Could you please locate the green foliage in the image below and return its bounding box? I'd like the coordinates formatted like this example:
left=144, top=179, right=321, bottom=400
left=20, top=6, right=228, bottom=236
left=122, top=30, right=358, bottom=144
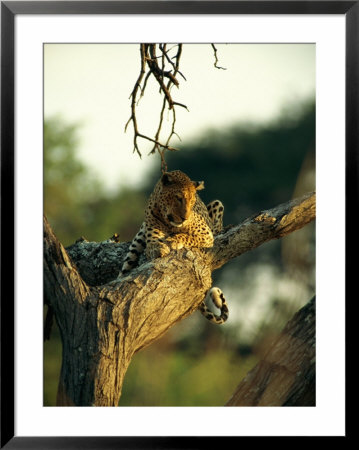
left=44, top=118, right=102, bottom=245
left=44, top=117, right=146, bottom=246
left=120, top=343, right=257, bottom=406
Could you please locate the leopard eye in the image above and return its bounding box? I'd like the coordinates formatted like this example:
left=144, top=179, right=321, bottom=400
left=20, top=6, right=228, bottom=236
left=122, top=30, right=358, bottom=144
left=176, top=195, right=183, bottom=203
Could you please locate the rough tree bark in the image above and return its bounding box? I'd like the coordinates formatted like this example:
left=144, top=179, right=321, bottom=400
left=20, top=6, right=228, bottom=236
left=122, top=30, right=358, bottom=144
left=43, top=192, right=315, bottom=406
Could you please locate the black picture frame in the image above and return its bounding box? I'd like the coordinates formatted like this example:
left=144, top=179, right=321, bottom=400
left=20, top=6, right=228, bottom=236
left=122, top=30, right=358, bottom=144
left=1, top=1, right=354, bottom=447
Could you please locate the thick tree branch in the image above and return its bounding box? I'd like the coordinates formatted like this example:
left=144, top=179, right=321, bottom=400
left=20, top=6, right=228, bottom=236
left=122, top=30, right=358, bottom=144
left=209, top=191, right=315, bottom=269
left=44, top=191, right=315, bottom=406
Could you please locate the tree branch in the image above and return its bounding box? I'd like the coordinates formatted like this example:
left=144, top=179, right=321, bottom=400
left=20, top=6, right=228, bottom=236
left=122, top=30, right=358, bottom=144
left=209, top=191, right=316, bottom=269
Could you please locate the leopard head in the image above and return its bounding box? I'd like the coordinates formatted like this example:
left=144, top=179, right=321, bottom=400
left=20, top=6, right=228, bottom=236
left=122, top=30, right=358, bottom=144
left=159, top=171, right=204, bottom=227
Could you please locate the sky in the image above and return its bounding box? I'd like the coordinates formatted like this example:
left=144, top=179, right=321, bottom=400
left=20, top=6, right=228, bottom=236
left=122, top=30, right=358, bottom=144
left=44, top=43, right=315, bottom=191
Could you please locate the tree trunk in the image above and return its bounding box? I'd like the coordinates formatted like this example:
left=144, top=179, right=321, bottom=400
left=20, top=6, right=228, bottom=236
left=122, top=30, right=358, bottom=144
left=43, top=192, right=315, bottom=406
left=226, top=296, right=315, bottom=406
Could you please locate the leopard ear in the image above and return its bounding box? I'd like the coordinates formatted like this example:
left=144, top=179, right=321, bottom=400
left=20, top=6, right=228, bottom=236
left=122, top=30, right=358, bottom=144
left=161, top=173, right=173, bottom=186
left=193, top=180, right=205, bottom=191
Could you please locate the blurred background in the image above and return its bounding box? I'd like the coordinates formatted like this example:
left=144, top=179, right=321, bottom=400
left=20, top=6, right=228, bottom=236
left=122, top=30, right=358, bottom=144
left=44, top=43, right=315, bottom=406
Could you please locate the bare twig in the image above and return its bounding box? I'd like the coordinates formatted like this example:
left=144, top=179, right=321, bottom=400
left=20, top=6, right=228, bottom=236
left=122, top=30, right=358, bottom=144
left=159, top=43, right=187, bottom=81
left=125, top=44, right=187, bottom=163
left=124, top=44, right=148, bottom=158
left=211, top=44, right=227, bottom=70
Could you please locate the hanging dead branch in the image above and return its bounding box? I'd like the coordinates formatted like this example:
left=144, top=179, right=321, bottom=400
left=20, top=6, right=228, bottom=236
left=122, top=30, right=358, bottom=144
left=125, top=44, right=186, bottom=161
left=125, top=43, right=226, bottom=170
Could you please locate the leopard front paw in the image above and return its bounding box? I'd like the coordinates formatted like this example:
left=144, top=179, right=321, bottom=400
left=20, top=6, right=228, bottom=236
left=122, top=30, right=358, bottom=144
left=166, top=236, right=185, bottom=251
left=146, top=242, right=171, bottom=259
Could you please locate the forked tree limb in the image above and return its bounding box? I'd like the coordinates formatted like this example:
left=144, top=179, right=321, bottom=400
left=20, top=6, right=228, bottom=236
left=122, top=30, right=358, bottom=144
left=43, top=191, right=315, bottom=406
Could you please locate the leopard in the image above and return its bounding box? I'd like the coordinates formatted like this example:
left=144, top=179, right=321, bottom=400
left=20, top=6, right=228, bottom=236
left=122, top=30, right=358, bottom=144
left=119, top=170, right=229, bottom=324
